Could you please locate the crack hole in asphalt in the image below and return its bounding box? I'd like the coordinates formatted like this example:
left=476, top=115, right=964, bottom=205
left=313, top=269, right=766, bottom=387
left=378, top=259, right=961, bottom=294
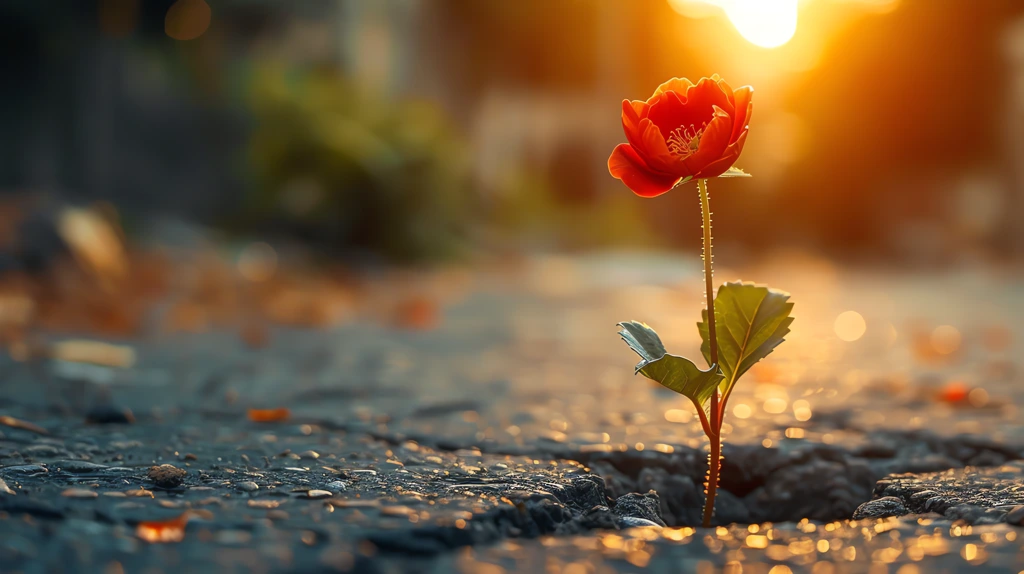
left=362, top=429, right=1022, bottom=554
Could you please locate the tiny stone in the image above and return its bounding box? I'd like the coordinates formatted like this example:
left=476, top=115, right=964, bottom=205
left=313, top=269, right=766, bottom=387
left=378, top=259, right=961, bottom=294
left=0, top=478, right=14, bottom=495
left=325, top=480, right=348, bottom=492
left=84, top=406, right=135, bottom=425
left=298, top=450, right=320, bottom=460
left=237, top=481, right=259, bottom=492
left=303, top=490, right=332, bottom=499
left=55, top=460, right=110, bottom=473
left=23, top=444, right=62, bottom=457
left=61, top=488, right=98, bottom=499
left=124, top=489, right=154, bottom=498
left=1006, top=505, right=1024, bottom=526
left=147, top=464, right=187, bottom=488
left=617, top=516, right=663, bottom=528
left=613, top=491, right=666, bottom=527
left=1, top=465, right=48, bottom=476
left=853, top=496, right=908, bottom=520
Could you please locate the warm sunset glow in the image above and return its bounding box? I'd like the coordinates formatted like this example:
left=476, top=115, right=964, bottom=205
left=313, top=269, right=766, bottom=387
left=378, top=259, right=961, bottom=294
left=725, top=0, right=798, bottom=48
left=668, top=0, right=799, bottom=49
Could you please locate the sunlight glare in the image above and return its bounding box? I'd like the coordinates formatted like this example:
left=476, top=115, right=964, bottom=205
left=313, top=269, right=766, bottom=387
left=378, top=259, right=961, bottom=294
left=725, top=0, right=798, bottom=48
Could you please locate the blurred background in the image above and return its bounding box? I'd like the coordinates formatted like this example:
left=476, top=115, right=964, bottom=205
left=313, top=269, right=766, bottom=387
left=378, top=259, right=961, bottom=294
left=5, top=0, right=1024, bottom=264
left=2, top=0, right=1024, bottom=342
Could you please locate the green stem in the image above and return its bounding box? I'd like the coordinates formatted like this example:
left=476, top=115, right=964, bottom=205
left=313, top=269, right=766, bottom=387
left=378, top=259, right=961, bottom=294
left=698, top=178, right=721, bottom=528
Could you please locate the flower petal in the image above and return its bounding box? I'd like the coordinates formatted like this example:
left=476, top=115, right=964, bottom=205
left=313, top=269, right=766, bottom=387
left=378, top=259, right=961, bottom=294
left=729, top=86, right=753, bottom=144
left=682, top=77, right=734, bottom=124
left=683, top=105, right=732, bottom=176
left=648, top=77, right=734, bottom=141
left=608, top=144, right=681, bottom=198
left=639, top=118, right=683, bottom=175
left=651, top=77, right=695, bottom=100
left=621, top=99, right=649, bottom=151
left=716, top=78, right=737, bottom=115
left=698, top=131, right=748, bottom=178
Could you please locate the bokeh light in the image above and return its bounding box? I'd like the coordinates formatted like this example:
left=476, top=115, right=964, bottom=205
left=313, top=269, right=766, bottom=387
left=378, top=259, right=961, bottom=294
left=930, top=325, right=962, bottom=355
left=165, top=0, right=212, bottom=41
left=833, top=311, right=866, bottom=342
left=237, top=242, right=278, bottom=283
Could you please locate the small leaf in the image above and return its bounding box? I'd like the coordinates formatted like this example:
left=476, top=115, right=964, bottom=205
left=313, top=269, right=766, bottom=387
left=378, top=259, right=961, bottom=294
left=618, top=321, right=724, bottom=408
left=718, top=167, right=751, bottom=178
left=669, top=175, right=694, bottom=191
left=697, top=282, right=794, bottom=399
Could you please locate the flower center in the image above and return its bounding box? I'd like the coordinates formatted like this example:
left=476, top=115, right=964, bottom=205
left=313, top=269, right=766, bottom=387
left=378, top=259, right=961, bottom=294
left=666, top=124, right=705, bottom=157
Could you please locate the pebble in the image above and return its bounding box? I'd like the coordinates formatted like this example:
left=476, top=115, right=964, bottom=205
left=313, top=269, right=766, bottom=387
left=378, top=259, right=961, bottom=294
left=325, top=480, right=348, bottom=492
left=125, top=489, right=155, bottom=498
left=303, top=490, right=332, bottom=500
left=852, top=496, right=908, bottom=520
left=613, top=491, right=667, bottom=527
left=0, top=465, right=48, bottom=476
left=147, top=464, right=187, bottom=488
left=0, top=478, right=14, bottom=495
left=23, top=444, right=62, bottom=457
left=61, top=488, right=99, bottom=499
left=617, top=516, right=663, bottom=528
left=298, top=450, right=320, bottom=460
left=237, top=481, right=260, bottom=492
left=84, top=406, right=135, bottom=425
left=54, top=460, right=111, bottom=474
left=267, top=510, right=289, bottom=521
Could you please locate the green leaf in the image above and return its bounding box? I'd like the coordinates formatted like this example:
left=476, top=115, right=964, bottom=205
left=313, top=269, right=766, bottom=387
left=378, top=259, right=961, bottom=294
left=617, top=321, right=724, bottom=408
left=697, top=282, right=794, bottom=399
left=718, top=167, right=751, bottom=178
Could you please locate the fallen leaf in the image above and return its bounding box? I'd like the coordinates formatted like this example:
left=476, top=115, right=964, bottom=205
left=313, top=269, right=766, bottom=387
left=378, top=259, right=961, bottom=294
left=394, top=296, right=438, bottom=330
left=50, top=340, right=135, bottom=368
left=939, top=381, right=969, bottom=403
left=62, top=488, right=99, bottom=499
left=57, top=205, right=128, bottom=287
left=135, top=513, right=190, bottom=543
left=248, top=408, right=290, bottom=423
left=0, top=415, right=48, bottom=435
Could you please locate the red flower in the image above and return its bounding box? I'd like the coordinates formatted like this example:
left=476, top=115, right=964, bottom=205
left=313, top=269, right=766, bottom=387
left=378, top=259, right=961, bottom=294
left=608, top=76, right=752, bottom=197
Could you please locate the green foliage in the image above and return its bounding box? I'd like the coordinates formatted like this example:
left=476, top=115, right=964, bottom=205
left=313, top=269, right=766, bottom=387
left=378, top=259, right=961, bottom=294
left=698, top=282, right=794, bottom=399
left=244, top=65, right=473, bottom=261
left=618, top=321, right=723, bottom=408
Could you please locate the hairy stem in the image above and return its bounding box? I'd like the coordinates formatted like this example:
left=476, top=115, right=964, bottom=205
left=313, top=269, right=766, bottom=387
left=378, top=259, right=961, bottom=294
left=698, top=178, right=721, bottom=528
left=703, top=431, right=722, bottom=527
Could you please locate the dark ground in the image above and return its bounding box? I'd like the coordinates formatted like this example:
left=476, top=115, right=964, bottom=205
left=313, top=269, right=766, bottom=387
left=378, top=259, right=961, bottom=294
left=1, top=252, right=1024, bottom=573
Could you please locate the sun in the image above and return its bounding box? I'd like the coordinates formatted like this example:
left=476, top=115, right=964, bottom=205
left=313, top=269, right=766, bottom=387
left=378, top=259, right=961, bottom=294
left=669, top=0, right=799, bottom=49
left=725, top=0, right=798, bottom=48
